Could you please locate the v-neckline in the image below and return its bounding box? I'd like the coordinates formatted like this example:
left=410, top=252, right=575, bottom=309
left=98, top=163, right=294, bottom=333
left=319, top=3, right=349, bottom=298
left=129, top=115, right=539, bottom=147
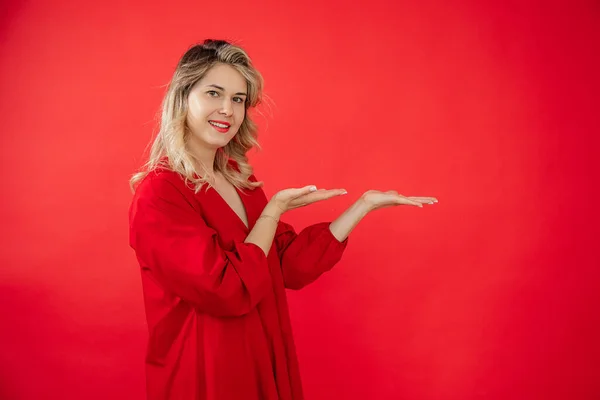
left=209, top=184, right=251, bottom=232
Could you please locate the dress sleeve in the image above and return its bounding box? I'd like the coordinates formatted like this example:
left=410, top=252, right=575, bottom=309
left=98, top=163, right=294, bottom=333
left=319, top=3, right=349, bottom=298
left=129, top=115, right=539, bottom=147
left=274, top=220, right=348, bottom=290
left=129, top=174, right=271, bottom=317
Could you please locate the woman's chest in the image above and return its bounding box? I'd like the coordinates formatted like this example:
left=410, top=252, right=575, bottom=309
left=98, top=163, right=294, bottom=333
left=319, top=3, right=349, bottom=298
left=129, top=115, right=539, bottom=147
left=193, top=180, right=268, bottom=246
left=212, top=180, right=249, bottom=229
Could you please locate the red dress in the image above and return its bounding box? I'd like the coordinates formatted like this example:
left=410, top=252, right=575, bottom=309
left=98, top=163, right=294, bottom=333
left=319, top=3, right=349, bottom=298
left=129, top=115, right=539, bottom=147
left=129, top=167, right=348, bottom=399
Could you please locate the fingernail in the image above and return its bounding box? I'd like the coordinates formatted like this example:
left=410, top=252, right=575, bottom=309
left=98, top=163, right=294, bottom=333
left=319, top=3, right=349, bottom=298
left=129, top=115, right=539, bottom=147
left=310, top=186, right=317, bottom=192
left=428, top=202, right=434, bottom=205
left=341, top=190, right=348, bottom=195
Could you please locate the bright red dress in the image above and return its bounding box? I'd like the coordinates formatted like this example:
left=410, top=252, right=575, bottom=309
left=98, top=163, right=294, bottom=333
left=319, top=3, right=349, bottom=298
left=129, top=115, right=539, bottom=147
left=129, top=167, right=348, bottom=399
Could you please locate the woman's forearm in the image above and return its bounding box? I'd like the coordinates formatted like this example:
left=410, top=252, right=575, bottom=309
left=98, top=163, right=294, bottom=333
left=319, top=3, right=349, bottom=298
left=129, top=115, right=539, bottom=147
left=244, top=202, right=282, bottom=256
left=247, top=195, right=371, bottom=253
left=329, top=198, right=371, bottom=242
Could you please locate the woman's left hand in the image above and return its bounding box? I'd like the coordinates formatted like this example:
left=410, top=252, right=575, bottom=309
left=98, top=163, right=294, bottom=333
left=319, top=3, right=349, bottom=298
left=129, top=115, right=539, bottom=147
left=360, top=190, right=438, bottom=212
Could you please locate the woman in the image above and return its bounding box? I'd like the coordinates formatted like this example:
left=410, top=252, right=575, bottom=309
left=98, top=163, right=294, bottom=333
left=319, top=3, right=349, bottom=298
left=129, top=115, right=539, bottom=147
left=129, top=39, right=437, bottom=400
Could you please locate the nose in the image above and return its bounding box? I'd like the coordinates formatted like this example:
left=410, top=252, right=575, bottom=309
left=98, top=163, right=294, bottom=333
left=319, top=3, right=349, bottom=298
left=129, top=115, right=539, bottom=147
left=219, top=99, right=234, bottom=117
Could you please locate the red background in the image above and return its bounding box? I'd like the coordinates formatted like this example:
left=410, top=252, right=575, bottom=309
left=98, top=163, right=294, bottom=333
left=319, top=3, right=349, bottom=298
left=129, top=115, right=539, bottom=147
left=1, top=1, right=599, bottom=399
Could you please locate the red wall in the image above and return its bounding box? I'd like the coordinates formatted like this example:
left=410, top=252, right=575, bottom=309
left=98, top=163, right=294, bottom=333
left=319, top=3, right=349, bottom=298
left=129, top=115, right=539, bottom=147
left=1, top=1, right=599, bottom=399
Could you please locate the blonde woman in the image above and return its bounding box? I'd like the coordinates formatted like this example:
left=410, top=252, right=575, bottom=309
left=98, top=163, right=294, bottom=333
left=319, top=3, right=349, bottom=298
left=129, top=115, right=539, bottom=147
left=129, top=39, right=437, bottom=400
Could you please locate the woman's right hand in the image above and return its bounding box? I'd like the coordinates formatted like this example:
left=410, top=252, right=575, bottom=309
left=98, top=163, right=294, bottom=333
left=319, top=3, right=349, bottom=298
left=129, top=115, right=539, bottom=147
left=269, top=185, right=347, bottom=215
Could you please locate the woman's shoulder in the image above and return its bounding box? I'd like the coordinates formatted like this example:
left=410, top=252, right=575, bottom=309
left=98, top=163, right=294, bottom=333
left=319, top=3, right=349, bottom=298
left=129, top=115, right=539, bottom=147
left=135, top=168, right=190, bottom=199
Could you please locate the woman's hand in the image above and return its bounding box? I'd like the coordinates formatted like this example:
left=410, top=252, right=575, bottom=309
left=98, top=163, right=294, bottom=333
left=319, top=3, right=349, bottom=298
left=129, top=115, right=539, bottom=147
left=270, top=185, right=347, bottom=214
left=251, top=185, right=345, bottom=256
left=328, top=190, right=438, bottom=242
left=360, top=190, right=438, bottom=212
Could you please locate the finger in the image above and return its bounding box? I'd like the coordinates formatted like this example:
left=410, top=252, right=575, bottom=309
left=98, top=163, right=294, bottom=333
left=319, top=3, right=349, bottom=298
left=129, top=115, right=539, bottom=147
left=307, top=188, right=346, bottom=196
left=396, top=196, right=423, bottom=207
left=410, top=199, right=434, bottom=204
left=310, top=190, right=346, bottom=202
left=292, top=189, right=346, bottom=206
left=287, top=185, right=318, bottom=199
left=304, top=190, right=346, bottom=203
left=407, top=197, right=436, bottom=201
left=408, top=197, right=438, bottom=204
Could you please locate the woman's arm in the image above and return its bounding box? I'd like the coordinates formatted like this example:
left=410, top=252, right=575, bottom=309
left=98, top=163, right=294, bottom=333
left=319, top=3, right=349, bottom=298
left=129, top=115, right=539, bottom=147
left=244, top=202, right=283, bottom=255
left=329, top=191, right=438, bottom=241
left=272, top=190, right=436, bottom=290
left=328, top=197, right=371, bottom=242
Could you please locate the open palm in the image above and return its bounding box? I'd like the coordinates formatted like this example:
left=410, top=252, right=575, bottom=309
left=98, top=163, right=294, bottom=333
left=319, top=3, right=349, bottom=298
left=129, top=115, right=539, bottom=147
left=361, top=190, right=437, bottom=211
left=273, top=186, right=347, bottom=213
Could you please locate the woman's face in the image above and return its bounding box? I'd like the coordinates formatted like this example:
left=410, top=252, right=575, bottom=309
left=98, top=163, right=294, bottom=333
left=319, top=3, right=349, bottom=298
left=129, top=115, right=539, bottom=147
left=186, top=63, right=247, bottom=150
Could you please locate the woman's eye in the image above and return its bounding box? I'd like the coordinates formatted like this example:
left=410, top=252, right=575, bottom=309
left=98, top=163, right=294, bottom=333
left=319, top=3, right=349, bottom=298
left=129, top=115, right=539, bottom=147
left=233, top=97, right=245, bottom=103
left=207, top=91, right=219, bottom=97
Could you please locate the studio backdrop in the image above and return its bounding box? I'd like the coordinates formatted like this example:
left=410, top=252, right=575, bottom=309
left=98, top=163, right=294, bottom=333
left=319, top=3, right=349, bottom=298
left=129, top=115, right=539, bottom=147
left=1, top=0, right=598, bottom=399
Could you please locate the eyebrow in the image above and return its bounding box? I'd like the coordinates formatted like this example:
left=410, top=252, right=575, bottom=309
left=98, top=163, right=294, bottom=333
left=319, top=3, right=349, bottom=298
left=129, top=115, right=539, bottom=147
left=206, top=84, right=247, bottom=96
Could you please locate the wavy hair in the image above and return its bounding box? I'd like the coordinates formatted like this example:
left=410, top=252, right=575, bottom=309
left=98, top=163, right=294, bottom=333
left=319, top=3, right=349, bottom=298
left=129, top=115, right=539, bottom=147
left=130, top=39, right=264, bottom=192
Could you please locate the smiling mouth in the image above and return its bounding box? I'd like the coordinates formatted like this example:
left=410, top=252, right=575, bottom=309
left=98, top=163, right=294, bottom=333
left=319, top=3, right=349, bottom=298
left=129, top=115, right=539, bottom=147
left=209, top=121, right=231, bottom=129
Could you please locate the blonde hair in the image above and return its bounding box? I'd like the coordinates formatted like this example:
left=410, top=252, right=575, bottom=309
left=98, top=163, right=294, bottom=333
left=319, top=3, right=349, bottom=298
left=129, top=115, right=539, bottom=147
left=130, top=39, right=264, bottom=192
